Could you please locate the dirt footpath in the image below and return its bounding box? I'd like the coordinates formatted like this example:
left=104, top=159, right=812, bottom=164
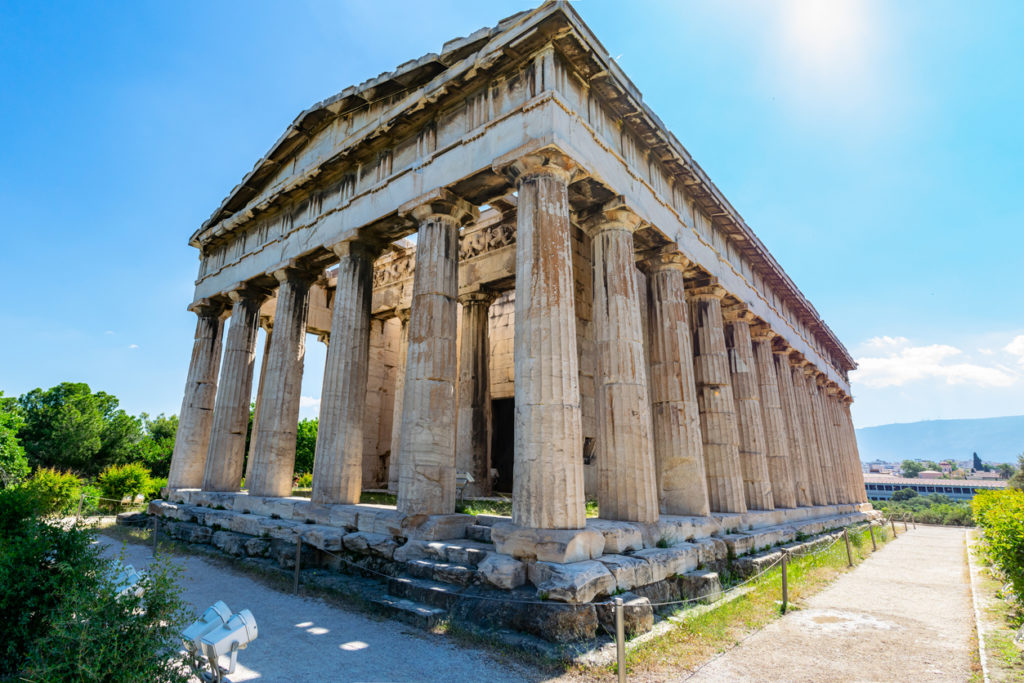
left=688, top=525, right=974, bottom=683
left=96, top=536, right=547, bottom=683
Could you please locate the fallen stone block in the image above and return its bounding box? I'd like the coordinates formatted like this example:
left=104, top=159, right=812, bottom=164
left=477, top=553, right=526, bottom=590
left=677, top=570, right=722, bottom=603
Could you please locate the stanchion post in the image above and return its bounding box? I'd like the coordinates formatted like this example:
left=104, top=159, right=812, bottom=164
left=294, top=537, right=302, bottom=594
left=76, top=494, right=85, bottom=521
left=869, top=523, right=877, bottom=551
left=890, top=518, right=897, bottom=536
left=912, top=515, right=917, bottom=530
left=152, top=516, right=159, bottom=554
left=781, top=552, right=789, bottom=614
left=615, top=597, right=626, bottom=683
left=843, top=528, right=853, bottom=567
left=903, top=517, right=908, bottom=532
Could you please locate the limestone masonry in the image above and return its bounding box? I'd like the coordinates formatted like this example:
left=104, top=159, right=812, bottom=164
left=161, top=1, right=871, bottom=642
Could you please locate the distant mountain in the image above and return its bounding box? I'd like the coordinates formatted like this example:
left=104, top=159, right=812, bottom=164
left=855, top=415, right=1024, bottom=464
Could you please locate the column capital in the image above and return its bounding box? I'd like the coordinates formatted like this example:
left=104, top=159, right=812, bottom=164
left=492, top=144, right=584, bottom=185
left=187, top=297, right=228, bottom=318
left=638, top=248, right=690, bottom=275
left=225, top=281, right=273, bottom=306
left=399, top=188, right=477, bottom=226
left=687, top=283, right=727, bottom=301
left=458, top=289, right=497, bottom=307
left=581, top=197, right=644, bottom=236
left=394, top=306, right=412, bottom=324
left=750, top=324, right=777, bottom=342
left=259, top=314, right=274, bottom=332
left=721, top=304, right=755, bottom=323
left=329, top=237, right=384, bottom=261
left=269, top=260, right=321, bottom=286
left=316, top=332, right=330, bottom=346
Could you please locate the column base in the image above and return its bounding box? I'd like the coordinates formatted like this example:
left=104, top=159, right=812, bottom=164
left=491, top=522, right=605, bottom=563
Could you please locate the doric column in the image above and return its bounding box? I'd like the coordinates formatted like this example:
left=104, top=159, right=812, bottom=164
left=688, top=284, right=746, bottom=514
left=247, top=265, right=316, bottom=497
left=500, top=150, right=585, bottom=530
left=244, top=318, right=272, bottom=488
left=202, top=286, right=268, bottom=491
left=311, top=240, right=379, bottom=505
left=168, top=300, right=226, bottom=489
left=723, top=310, right=773, bottom=511
left=773, top=346, right=812, bottom=507
left=805, top=368, right=838, bottom=505
left=816, top=374, right=843, bottom=504
left=455, top=290, right=496, bottom=498
left=585, top=201, right=658, bottom=524
left=752, top=330, right=796, bottom=509
left=386, top=308, right=410, bottom=494
left=841, top=397, right=868, bottom=503
left=828, top=386, right=859, bottom=504
left=641, top=252, right=710, bottom=517
left=396, top=189, right=477, bottom=516
left=791, top=359, right=828, bottom=506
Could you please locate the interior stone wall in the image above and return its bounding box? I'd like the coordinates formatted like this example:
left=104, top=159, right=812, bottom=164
left=361, top=317, right=400, bottom=487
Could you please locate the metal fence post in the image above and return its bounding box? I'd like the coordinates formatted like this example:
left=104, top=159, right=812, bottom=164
left=781, top=553, right=789, bottom=614
left=615, top=597, right=626, bottom=683
left=843, top=528, right=853, bottom=567
left=76, top=494, right=85, bottom=521
left=890, top=517, right=897, bottom=536
left=868, top=523, right=877, bottom=551
left=294, top=537, right=302, bottom=594
left=152, top=516, right=159, bottom=554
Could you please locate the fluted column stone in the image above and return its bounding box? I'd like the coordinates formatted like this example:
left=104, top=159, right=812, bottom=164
left=806, top=369, right=838, bottom=505
left=202, top=287, right=267, bottom=491
left=842, top=398, right=868, bottom=503
left=387, top=308, right=410, bottom=494
left=752, top=331, right=796, bottom=509
left=723, top=312, right=773, bottom=511
left=773, top=347, right=812, bottom=507
left=311, top=240, right=379, bottom=505
left=502, top=151, right=585, bottom=530
left=396, top=189, right=477, bottom=516
left=455, top=290, right=496, bottom=498
left=244, top=320, right=272, bottom=488
left=792, top=360, right=828, bottom=506
left=247, top=266, right=316, bottom=497
left=689, top=285, right=746, bottom=514
left=641, top=252, right=710, bottom=517
left=168, top=301, right=226, bottom=489
left=586, top=202, right=659, bottom=524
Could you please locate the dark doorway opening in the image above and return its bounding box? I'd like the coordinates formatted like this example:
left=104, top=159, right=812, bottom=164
left=491, top=398, right=515, bottom=494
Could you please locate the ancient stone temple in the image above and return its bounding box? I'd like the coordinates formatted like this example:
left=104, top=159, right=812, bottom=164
left=158, top=1, right=872, bottom=641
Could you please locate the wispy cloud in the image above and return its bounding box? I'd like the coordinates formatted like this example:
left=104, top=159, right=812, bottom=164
left=128, top=344, right=139, bottom=349
left=852, top=336, right=1019, bottom=389
left=1005, top=335, right=1024, bottom=366
left=299, top=396, right=320, bottom=410
left=104, top=330, right=115, bottom=335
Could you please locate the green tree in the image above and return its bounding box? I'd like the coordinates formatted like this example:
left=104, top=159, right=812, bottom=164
left=0, top=393, right=29, bottom=487
left=294, top=418, right=318, bottom=475
left=996, top=461, right=1016, bottom=480
left=17, top=383, right=144, bottom=475
left=973, top=452, right=990, bottom=471
left=136, top=413, right=178, bottom=478
left=901, top=460, right=925, bottom=478
left=1009, top=454, right=1024, bottom=491
left=891, top=487, right=919, bottom=501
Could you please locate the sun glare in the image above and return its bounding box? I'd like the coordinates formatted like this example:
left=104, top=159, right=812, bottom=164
left=781, top=0, right=868, bottom=66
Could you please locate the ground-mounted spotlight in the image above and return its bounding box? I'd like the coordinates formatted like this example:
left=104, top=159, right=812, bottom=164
left=199, top=609, right=258, bottom=682
left=181, top=601, right=232, bottom=674
left=112, top=563, right=145, bottom=599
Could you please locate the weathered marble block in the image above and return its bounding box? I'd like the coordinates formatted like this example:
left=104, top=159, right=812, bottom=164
left=634, top=545, right=700, bottom=582
left=585, top=519, right=644, bottom=553
left=477, top=553, right=526, bottom=590
left=491, top=522, right=605, bottom=563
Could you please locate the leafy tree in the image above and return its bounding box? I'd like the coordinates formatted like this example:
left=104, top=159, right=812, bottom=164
left=901, top=460, right=925, bottom=478
left=996, top=462, right=1017, bottom=480
left=136, top=413, right=178, bottom=478
left=1009, top=454, right=1024, bottom=491
left=0, top=393, right=29, bottom=487
left=97, top=463, right=152, bottom=505
left=973, top=452, right=989, bottom=471
left=891, top=487, right=919, bottom=501
left=294, top=418, right=318, bottom=475
left=17, top=383, right=144, bottom=475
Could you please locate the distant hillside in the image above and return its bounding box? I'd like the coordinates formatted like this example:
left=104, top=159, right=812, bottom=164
left=855, top=415, right=1024, bottom=464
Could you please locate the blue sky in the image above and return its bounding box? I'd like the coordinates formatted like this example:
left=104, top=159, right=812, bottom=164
left=1, top=0, right=1021, bottom=429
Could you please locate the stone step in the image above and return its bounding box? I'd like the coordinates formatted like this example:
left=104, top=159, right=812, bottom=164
left=387, top=576, right=463, bottom=609
left=369, top=596, right=447, bottom=630
left=721, top=512, right=868, bottom=557
left=404, top=558, right=478, bottom=587
left=466, top=524, right=492, bottom=543
left=395, top=538, right=492, bottom=567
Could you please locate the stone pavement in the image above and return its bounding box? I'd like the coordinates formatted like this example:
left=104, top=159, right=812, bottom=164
left=96, top=536, right=545, bottom=683
left=688, top=525, right=974, bottom=682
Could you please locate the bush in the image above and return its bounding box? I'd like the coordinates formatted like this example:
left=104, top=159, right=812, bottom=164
left=97, top=462, right=152, bottom=504
left=295, top=472, right=313, bottom=488
left=973, top=489, right=1024, bottom=604
left=21, top=468, right=82, bottom=515
left=146, top=476, right=167, bottom=500
left=0, top=487, right=192, bottom=681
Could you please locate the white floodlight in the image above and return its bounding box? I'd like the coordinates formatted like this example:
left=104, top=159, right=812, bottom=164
left=200, top=609, right=258, bottom=681
left=112, top=563, right=145, bottom=599
left=181, top=601, right=232, bottom=673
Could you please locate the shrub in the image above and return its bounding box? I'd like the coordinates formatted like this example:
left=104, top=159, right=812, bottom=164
left=21, top=468, right=82, bottom=515
left=146, top=476, right=167, bottom=500
left=295, top=472, right=313, bottom=488
left=97, top=462, right=152, bottom=504
left=973, top=489, right=1024, bottom=604
left=0, top=487, right=192, bottom=680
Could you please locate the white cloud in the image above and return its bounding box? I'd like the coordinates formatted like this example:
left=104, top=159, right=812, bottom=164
left=104, top=330, right=115, bottom=335
left=299, top=396, right=321, bottom=409
left=1005, top=335, right=1024, bottom=366
left=978, top=348, right=995, bottom=355
left=128, top=344, right=139, bottom=349
left=852, top=341, right=1017, bottom=389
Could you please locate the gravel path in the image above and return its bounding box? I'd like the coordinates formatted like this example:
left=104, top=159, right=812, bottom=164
left=96, top=536, right=545, bottom=682
left=687, top=525, right=974, bottom=682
